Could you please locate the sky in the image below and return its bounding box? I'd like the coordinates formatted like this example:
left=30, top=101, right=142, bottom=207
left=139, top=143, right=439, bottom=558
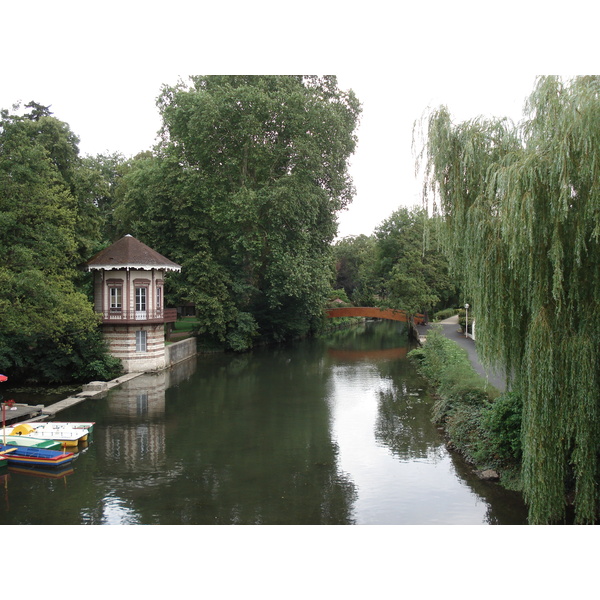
left=3, top=1, right=594, bottom=242
left=335, top=71, right=536, bottom=237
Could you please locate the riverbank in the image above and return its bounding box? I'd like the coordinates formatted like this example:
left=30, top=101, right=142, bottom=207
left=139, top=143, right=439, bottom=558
left=418, top=315, right=506, bottom=392
left=409, top=320, right=522, bottom=491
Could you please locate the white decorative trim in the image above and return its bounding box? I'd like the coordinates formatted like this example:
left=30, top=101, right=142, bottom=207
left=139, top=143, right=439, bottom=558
left=87, top=265, right=181, bottom=272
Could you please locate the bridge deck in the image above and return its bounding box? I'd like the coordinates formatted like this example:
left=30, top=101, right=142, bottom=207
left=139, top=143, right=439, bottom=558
left=326, top=307, right=425, bottom=324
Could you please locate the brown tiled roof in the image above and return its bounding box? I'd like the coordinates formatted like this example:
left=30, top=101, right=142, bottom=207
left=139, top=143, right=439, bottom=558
left=86, top=235, right=181, bottom=271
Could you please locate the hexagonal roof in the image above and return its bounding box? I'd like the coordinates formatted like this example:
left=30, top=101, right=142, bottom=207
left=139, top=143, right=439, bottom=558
left=86, top=235, right=181, bottom=272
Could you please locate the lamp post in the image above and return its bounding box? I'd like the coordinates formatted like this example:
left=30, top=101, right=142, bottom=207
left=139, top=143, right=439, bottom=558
left=464, top=304, right=469, bottom=338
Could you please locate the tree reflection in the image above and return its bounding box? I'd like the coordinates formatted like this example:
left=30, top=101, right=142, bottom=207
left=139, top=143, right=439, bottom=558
left=0, top=321, right=530, bottom=525
left=131, top=346, right=358, bottom=524
left=374, top=382, right=446, bottom=462
left=327, top=322, right=446, bottom=463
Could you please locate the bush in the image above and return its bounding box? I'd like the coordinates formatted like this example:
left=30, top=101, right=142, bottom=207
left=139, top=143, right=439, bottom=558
left=329, top=288, right=351, bottom=305
left=1, top=329, right=123, bottom=384
left=409, top=326, right=468, bottom=386
left=77, top=356, right=123, bottom=382
left=409, top=326, right=519, bottom=475
left=433, top=308, right=459, bottom=321
left=407, top=347, right=426, bottom=364
left=481, top=392, right=523, bottom=465
left=226, top=311, right=259, bottom=352
left=432, top=362, right=492, bottom=424
left=445, top=404, right=486, bottom=462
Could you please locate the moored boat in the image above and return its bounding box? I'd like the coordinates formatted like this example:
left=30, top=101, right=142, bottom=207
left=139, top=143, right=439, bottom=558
left=40, top=422, right=95, bottom=434
left=2, top=435, right=63, bottom=451
left=3, top=423, right=90, bottom=447
left=0, top=444, right=75, bottom=468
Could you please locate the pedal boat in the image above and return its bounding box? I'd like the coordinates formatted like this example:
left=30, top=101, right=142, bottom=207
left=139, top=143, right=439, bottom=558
left=3, top=423, right=90, bottom=447
left=0, top=445, right=75, bottom=468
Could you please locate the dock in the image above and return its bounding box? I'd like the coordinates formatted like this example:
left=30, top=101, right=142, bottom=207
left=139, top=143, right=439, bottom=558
left=4, top=372, right=145, bottom=425
left=2, top=404, right=45, bottom=426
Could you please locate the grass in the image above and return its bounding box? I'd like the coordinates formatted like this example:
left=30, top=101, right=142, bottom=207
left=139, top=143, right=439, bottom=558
left=166, top=316, right=224, bottom=352
left=172, top=316, right=201, bottom=332
left=165, top=316, right=200, bottom=345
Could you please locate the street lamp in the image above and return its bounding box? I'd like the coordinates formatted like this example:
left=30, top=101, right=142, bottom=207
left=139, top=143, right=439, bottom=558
left=464, top=304, right=469, bottom=338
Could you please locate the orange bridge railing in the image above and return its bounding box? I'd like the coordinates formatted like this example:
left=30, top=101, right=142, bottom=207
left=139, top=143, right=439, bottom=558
left=325, top=307, right=425, bottom=325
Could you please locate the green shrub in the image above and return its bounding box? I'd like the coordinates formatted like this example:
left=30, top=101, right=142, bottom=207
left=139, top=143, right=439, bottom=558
left=329, top=288, right=351, bottom=304
left=481, top=392, right=523, bottom=465
left=433, top=308, right=459, bottom=321
left=407, top=347, right=426, bottom=364
left=226, top=311, right=259, bottom=352
left=438, top=364, right=493, bottom=406
left=2, top=329, right=123, bottom=384
left=445, top=404, right=486, bottom=462
left=432, top=363, right=493, bottom=425
left=411, top=326, right=465, bottom=386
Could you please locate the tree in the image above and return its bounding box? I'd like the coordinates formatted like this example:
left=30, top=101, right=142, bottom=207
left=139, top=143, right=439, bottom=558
left=116, top=76, right=361, bottom=349
left=332, top=234, right=378, bottom=304
left=79, top=152, right=128, bottom=243
left=373, top=207, right=455, bottom=314
left=420, top=76, right=600, bottom=523
left=0, top=105, right=120, bottom=383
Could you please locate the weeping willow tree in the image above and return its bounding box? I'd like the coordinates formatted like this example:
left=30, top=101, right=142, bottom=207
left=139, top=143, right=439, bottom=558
left=419, top=76, right=600, bottom=524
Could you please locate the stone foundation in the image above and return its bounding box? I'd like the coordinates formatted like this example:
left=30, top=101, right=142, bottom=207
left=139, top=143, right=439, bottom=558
left=102, top=324, right=166, bottom=373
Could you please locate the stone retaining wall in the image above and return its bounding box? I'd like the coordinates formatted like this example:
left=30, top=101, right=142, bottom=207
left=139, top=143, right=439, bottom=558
left=165, top=337, right=197, bottom=367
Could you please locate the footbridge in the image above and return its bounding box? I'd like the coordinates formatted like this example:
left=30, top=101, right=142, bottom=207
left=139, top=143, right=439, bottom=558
left=325, top=307, right=426, bottom=325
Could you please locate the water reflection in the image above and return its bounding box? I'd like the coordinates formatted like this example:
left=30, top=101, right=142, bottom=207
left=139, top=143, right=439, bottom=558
left=0, top=322, right=528, bottom=525
left=324, top=322, right=528, bottom=524
left=103, top=373, right=167, bottom=472
left=67, top=348, right=357, bottom=524
left=156, top=349, right=358, bottom=524
left=375, top=382, right=445, bottom=462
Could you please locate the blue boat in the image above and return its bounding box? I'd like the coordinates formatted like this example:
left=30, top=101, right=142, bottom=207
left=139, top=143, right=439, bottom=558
left=0, top=444, right=75, bottom=468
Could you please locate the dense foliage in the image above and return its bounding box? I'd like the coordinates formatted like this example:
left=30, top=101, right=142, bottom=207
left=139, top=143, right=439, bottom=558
left=113, top=76, right=361, bottom=350
left=1, top=77, right=361, bottom=381
left=333, top=207, right=457, bottom=315
left=0, top=104, right=122, bottom=384
left=420, top=76, right=600, bottom=523
left=373, top=207, right=456, bottom=314
left=332, top=234, right=378, bottom=305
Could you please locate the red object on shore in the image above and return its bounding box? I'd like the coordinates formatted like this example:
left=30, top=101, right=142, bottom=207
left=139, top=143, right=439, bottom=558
left=0, top=375, right=7, bottom=382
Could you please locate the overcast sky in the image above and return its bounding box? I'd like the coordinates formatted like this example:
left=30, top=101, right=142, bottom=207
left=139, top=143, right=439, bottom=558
left=1, top=1, right=593, bottom=241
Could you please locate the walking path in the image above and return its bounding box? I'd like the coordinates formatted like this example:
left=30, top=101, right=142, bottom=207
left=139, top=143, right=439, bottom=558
left=417, top=315, right=507, bottom=393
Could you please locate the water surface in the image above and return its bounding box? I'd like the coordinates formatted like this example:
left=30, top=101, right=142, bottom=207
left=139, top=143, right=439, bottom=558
left=0, top=322, right=528, bottom=525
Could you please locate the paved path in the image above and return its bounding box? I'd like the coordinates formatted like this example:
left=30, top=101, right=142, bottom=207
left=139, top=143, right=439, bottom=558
left=417, top=315, right=507, bottom=393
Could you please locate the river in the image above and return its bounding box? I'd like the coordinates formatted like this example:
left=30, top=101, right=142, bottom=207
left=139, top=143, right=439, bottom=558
left=0, top=321, right=528, bottom=525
